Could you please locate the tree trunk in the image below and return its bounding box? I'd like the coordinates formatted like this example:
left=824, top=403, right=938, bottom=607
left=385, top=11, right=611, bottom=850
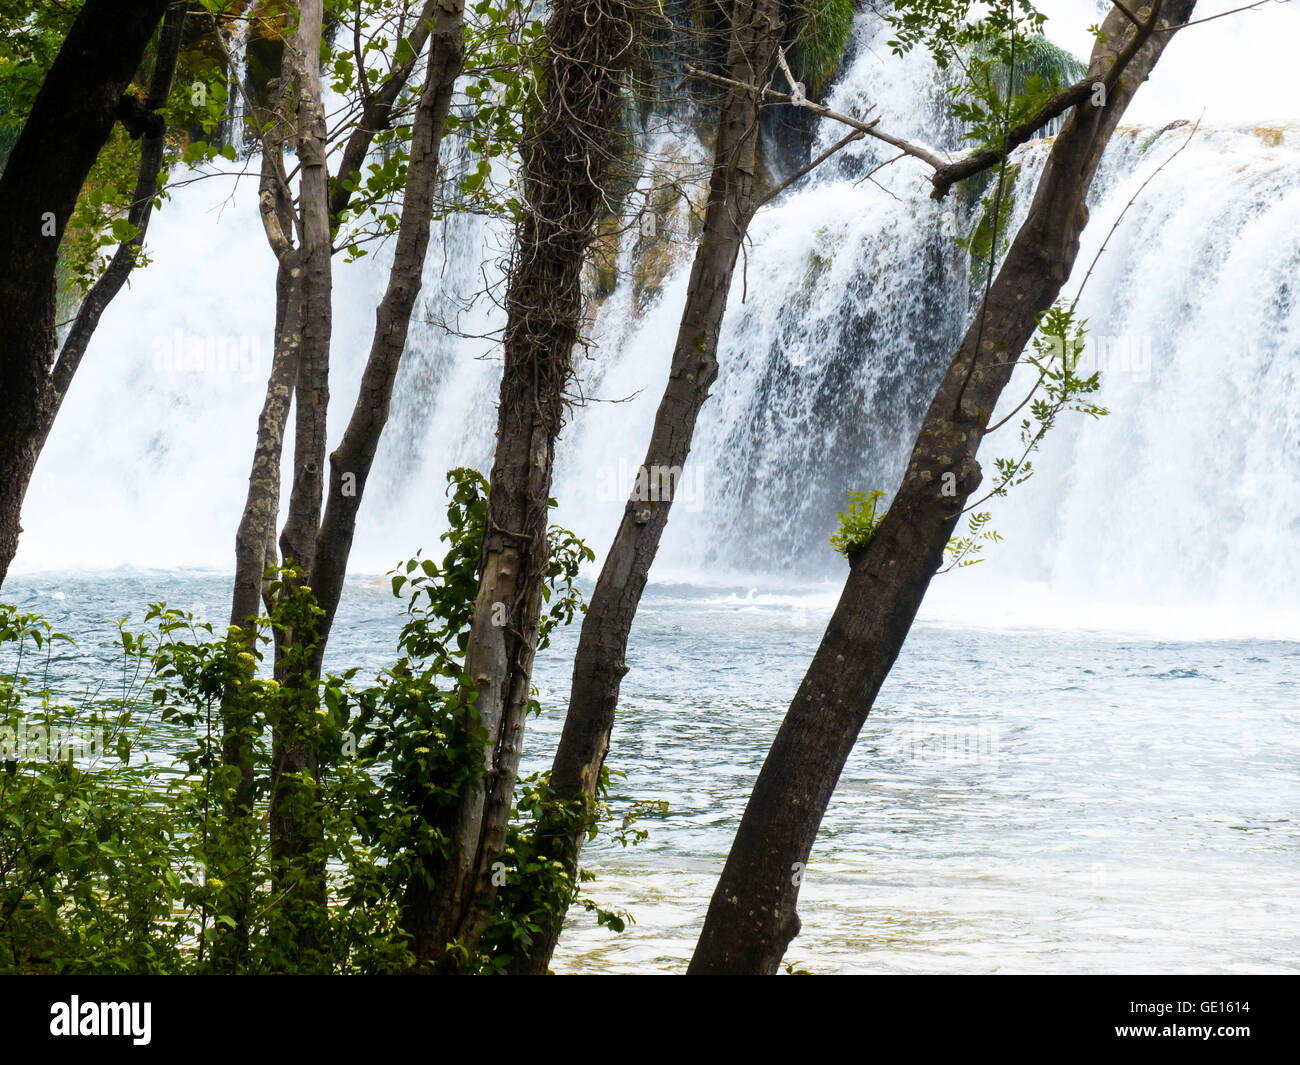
left=211, top=259, right=300, bottom=974
left=229, top=265, right=302, bottom=638
left=515, top=0, right=784, bottom=975
left=42, top=1, right=187, bottom=438
left=309, top=0, right=467, bottom=680
left=230, top=0, right=449, bottom=644
left=688, top=0, right=1196, bottom=975
left=401, top=0, right=639, bottom=969
left=219, top=67, right=307, bottom=920
left=276, top=1, right=333, bottom=584
left=222, top=0, right=466, bottom=970
left=265, top=0, right=334, bottom=968
left=0, top=0, right=172, bottom=588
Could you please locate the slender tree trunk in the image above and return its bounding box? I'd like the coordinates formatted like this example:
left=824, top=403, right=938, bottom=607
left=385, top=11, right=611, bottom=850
left=401, top=0, right=639, bottom=969
left=40, top=1, right=187, bottom=441
left=231, top=61, right=310, bottom=632
left=309, top=0, right=467, bottom=679
left=211, top=260, right=300, bottom=973
left=276, top=2, right=333, bottom=585
left=231, top=0, right=448, bottom=643
left=229, top=267, right=302, bottom=638
left=515, top=0, right=784, bottom=975
left=689, top=0, right=1196, bottom=975
left=264, top=0, right=334, bottom=968
left=219, top=66, right=307, bottom=908
left=221, top=0, right=465, bottom=970
left=0, top=0, right=172, bottom=589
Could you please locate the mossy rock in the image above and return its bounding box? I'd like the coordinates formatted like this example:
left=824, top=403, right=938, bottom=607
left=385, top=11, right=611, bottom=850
left=1255, top=125, right=1286, bottom=148
left=632, top=238, right=682, bottom=307
left=966, top=162, right=1021, bottom=289
left=786, top=0, right=858, bottom=97
left=968, top=33, right=1087, bottom=100
left=587, top=213, right=623, bottom=300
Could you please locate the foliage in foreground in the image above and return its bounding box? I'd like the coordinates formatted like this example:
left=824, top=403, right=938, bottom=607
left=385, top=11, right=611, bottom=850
left=0, top=469, right=654, bottom=974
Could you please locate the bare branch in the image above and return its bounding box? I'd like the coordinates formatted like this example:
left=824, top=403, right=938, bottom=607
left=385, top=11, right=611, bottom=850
left=684, top=63, right=949, bottom=170
left=1153, top=0, right=1283, bottom=32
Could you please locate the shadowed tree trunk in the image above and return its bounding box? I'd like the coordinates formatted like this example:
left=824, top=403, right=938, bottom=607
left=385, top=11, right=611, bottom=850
left=689, top=0, right=1196, bottom=975
left=0, top=0, right=173, bottom=589
left=400, top=0, right=639, bottom=970
left=514, top=0, right=786, bottom=975
left=38, top=1, right=188, bottom=444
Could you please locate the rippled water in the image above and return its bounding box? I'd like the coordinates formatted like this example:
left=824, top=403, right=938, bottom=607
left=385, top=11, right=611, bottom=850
left=6, top=571, right=1296, bottom=974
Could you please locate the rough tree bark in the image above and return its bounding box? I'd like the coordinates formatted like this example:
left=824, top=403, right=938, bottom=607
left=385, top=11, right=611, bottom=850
left=222, top=65, right=309, bottom=837
left=688, top=0, right=1196, bottom=975
left=400, top=0, right=638, bottom=969
left=275, top=0, right=334, bottom=588
left=515, top=0, right=786, bottom=975
left=0, top=0, right=173, bottom=589
left=213, top=257, right=301, bottom=974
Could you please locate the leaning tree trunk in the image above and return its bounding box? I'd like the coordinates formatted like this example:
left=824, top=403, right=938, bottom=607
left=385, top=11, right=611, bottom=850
left=400, top=0, right=638, bottom=970
left=38, top=1, right=187, bottom=447
left=514, top=0, right=785, bottom=975
left=689, top=0, right=1196, bottom=974
left=0, top=0, right=172, bottom=589
left=308, top=0, right=467, bottom=680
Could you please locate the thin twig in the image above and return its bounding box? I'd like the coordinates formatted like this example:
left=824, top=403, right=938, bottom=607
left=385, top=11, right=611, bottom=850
left=757, top=130, right=864, bottom=208
left=970, top=117, right=1202, bottom=507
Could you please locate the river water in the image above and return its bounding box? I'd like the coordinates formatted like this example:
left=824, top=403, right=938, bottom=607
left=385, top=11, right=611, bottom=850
left=6, top=570, right=1296, bottom=973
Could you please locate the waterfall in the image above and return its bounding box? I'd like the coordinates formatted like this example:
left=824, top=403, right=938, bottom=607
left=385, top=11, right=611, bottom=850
left=13, top=6, right=1300, bottom=636
left=977, top=123, right=1300, bottom=624
left=224, top=15, right=250, bottom=157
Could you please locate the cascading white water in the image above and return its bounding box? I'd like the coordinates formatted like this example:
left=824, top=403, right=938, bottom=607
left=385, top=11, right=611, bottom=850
left=225, top=16, right=250, bottom=157
left=973, top=124, right=1300, bottom=621
left=14, top=4, right=1300, bottom=637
